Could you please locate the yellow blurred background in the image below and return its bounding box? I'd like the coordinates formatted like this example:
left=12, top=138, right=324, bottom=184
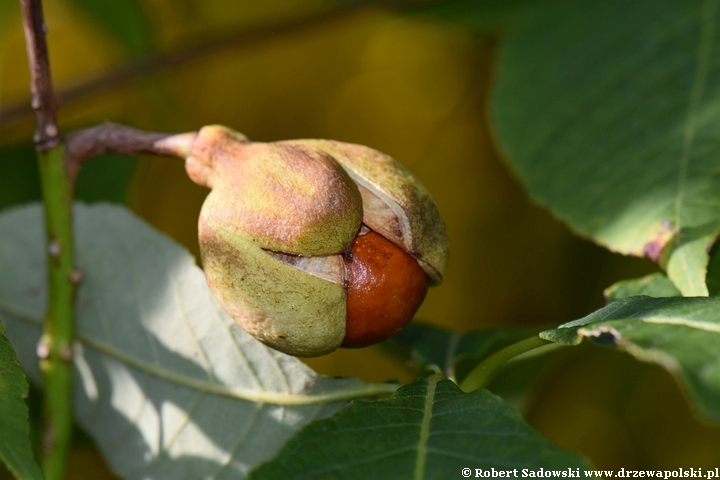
left=1, top=0, right=719, bottom=475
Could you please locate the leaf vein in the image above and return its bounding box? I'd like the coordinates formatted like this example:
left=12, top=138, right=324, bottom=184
left=674, top=0, right=718, bottom=227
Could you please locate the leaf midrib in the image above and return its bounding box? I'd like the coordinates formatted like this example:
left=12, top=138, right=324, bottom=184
left=673, top=0, right=718, bottom=228
left=0, top=301, right=398, bottom=405
left=414, top=374, right=440, bottom=480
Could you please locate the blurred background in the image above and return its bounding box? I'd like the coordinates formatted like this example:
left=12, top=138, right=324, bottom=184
left=1, top=0, right=719, bottom=475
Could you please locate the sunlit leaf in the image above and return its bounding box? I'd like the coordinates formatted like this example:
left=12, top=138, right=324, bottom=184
left=604, top=273, right=681, bottom=301
left=0, top=323, right=44, bottom=480
left=541, top=296, right=720, bottom=421
left=0, top=203, right=396, bottom=479
left=493, top=0, right=720, bottom=296
left=250, top=375, right=590, bottom=479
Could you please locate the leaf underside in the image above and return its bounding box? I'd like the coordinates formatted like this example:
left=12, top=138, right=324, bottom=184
left=0, top=203, right=395, bottom=479
left=541, top=296, right=720, bottom=421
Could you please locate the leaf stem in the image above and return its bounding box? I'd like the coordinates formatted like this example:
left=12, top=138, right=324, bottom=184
left=459, top=336, right=557, bottom=392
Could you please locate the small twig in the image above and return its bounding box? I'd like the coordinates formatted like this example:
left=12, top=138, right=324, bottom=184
left=65, top=122, right=195, bottom=184
left=1, top=0, right=448, bottom=129
left=20, top=0, right=59, bottom=150
left=2, top=4, right=365, bottom=129
left=21, top=1, right=75, bottom=478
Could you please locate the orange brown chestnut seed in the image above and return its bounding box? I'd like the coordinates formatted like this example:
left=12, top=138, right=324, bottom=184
left=342, top=230, right=430, bottom=347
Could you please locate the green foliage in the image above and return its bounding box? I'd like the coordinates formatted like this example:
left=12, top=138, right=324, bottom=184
left=541, top=296, right=720, bottom=421
left=493, top=0, right=720, bottom=296
left=250, top=375, right=590, bottom=479
left=5, top=0, right=720, bottom=477
left=386, top=323, right=540, bottom=381
left=604, top=273, right=681, bottom=301
left=490, top=0, right=720, bottom=429
left=0, top=203, right=396, bottom=479
left=0, top=324, right=44, bottom=480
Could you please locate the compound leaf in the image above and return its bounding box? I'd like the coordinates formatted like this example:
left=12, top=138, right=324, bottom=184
left=541, top=296, right=720, bottom=421
left=493, top=0, right=720, bottom=296
left=250, top=375, right=590, bottom=479
left=0, top=203, right=395, bottom=479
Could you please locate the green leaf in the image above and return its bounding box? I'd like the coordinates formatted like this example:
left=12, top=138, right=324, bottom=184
left=0, top=324, right=44, bottom=480
left=0, top=203, right=396, bottom=479
left=492, top=0, right=720, bottom=296
left=249, top=375, right=590, bottom=479
left=387, top=323, right=540, bottom=382
left=411, top=0, right=537, bottom=33
left=540, top=296, right=720, bottom=421
left=604, top=273, right=681, bottom=301
left=663, top=223, right=717, bottom=298
left=67, top=0, right=153, bottom=55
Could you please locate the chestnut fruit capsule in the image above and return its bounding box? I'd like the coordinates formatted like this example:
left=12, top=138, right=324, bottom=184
left=185, top=126, right=448, bottom=357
